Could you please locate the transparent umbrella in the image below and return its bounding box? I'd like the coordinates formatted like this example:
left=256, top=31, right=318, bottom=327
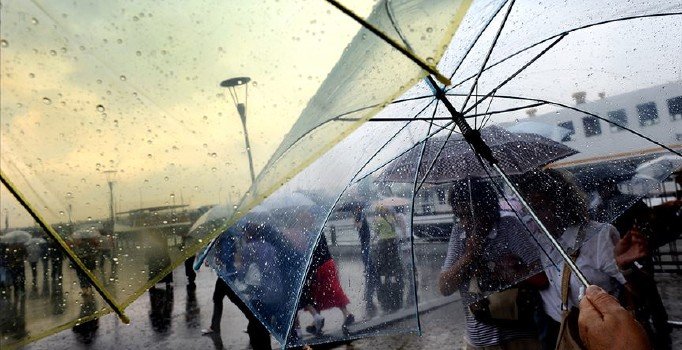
left=197, top=1, right=682, bottom=348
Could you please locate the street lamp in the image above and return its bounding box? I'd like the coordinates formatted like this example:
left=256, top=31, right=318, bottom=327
left=220, top=76, right=256, bottom=185
left=103, top=170, right=117, bottom=232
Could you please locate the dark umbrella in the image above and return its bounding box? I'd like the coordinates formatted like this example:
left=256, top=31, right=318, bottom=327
left=377, top=125, right=577, bottom=184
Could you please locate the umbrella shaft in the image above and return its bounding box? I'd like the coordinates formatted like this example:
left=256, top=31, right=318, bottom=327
left=425, top=76, right=496, bottom=164
left=493, top=163, right=590, bottom=288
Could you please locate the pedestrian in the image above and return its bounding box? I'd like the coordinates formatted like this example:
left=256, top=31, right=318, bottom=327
left=352, top=206, right=378, bottom=316
left=26, top=237, right=42, bottom=288
left=372, top=205, right=404, bottom=312
left=201, top=225, right=273, bottom=350
left=294, top=210, right=355, bottom=337
left=515, top=169, right=631, bottom=350
left=438, top=179, right=543, bottom=349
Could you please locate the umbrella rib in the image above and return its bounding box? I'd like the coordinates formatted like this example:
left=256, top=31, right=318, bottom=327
left=404, top=100, right=442, bottom=330
left=462, top=33, right=567, bottom=116
left=350, top=100, right=447, bottom=185
left=363, top=101, right=545, bottom=122
left=447, top=11, right=682, bottom=93
left=356, top=120, right=460, bottom=185
left=460, top=0, right=517, bottom=113
left=0, top=170, right=130, bottom=323
left=448, top=0, right=511, bottom=81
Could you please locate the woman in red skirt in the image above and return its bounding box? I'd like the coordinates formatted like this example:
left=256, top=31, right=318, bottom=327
left=293, top=211, right=355, bottom=339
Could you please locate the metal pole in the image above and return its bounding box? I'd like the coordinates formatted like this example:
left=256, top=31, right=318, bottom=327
left=108, top=180, right=115, bottom=227
left=238, top=104, right=257, bottom=185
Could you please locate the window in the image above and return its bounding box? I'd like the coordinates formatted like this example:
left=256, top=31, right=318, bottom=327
left=582, top=116, right=601, bottom=137
left=607, top=109, right=627, bottom=132
left=436, top=188, right=447, bottom=204
left=637, top=102, right=659, bottom=126
left=558, top=121, right=575, bottom=141
left=668, top=96, right=682, bottom=121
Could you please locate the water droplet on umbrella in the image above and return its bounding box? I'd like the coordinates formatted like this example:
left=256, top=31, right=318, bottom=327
left=29, top=73, right=35, bottom=78
left=42, top=97, right=52, bottom=104
left=0, top=40, right=8, bottom=47
left=31, top=17, right=39, bottom=25
left=136, top=50, right=142, bottom=56
left=49, top=50, right=57, bottom=56
left=426, top=27, right=433, bottom=33
left=96, top=104, right=105, bottom=112
left=120, top=75, right=127, bottom=81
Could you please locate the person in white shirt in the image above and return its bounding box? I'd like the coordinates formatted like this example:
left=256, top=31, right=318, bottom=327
left=515, top=169, right=634, bottom=350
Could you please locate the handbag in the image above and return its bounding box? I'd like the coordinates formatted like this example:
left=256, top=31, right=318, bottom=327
left=468, top=277, right=539, bottom=326
left=555, top=224, right=587, bottom=350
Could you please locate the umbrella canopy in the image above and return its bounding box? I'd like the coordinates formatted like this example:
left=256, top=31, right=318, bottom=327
left=635, top=155, right=682, bottom=180
left=0, top=0, right=472, bottom=346
left=25, top=237, right=47, bottom=246
left=71, top=228, right=101, bottom=240
left=503, top=121, right=572, bottom=142
left=0, top=230, right=32, bottom=245
left=377, top=125, right=577, bottom=183
left=199, top=1, right=682, bottom=348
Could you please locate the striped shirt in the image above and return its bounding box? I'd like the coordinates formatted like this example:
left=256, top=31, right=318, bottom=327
left=442, top=214, right=540, bottom=347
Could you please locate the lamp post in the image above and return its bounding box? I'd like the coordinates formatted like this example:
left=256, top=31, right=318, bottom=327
left=220, top=76, right=256, bottom=186
left=103, top=170, right=117, bottom=232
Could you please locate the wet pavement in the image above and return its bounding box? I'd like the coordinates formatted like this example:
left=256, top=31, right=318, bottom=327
left=19, top=254, right=682, bottom=350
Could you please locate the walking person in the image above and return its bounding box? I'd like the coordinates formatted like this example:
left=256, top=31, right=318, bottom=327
left=438, top=180, right=543, bottom=349
left=352, top=206, right=378, bottom=316
left=201, top=226, right=273, bottom=350
left=515, top=169, right=632, bottom=350
left=294, top=210, right=355, bottom=336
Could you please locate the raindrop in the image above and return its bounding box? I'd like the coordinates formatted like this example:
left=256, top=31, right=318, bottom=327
left=135, top=50, right=142, bottom=56
left=42, top=97, right=52, bottom=105
left=28, top=73, right=35, bottom=78
left=49, top=50, right=57, bottom=56
left=31, top=17, right=39, bottom=25
left=0, top=39, right=8, bottom=47
left=426, top=27, right=433, bottom=33
left=116, top=38, right=123, bottom=44
left=96, top=79, right=102, bottom=84
left=119, top=75, right=127, bottom=81
left=211, top=167, right=217, bottom=172
left=209, top=152, right=217, bottom=158
left=96, top=104, right=105, bottom=112
left=147, top=153, right=153, bottom=158
left=426, top=57, right=435, bottom=64
left=132, top=16, right=139, bottom=21
left=164, top=176, right=169, bottom=181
